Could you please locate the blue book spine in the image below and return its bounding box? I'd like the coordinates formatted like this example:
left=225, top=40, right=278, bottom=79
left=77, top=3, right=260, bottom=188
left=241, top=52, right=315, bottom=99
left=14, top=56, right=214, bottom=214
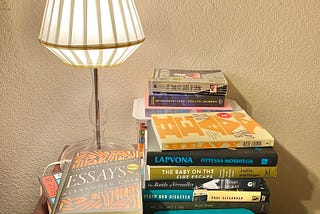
left=143, top=189, right=193, bottom=202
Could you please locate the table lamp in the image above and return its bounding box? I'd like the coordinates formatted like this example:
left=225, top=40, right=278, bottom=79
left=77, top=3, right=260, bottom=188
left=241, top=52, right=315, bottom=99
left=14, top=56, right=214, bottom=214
left=38, top=0, right=145, bottom=161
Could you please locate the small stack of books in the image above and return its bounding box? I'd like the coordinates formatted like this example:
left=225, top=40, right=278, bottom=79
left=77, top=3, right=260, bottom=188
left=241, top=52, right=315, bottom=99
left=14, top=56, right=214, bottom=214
left=145, top=69, right=229, bottom=117
left=142, top=111, right=277, bottom=213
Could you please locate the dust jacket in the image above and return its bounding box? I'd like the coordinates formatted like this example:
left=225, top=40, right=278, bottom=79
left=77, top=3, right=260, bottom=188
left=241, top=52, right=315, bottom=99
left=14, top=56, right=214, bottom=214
left=52, top=150, right=142, bottom=214
left=151, top=110, right=274, bottom=150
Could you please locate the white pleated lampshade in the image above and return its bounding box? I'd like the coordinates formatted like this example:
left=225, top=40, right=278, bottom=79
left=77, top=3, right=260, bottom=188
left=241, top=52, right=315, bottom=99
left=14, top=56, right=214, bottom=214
left=39, top=0, right=145, bottom=68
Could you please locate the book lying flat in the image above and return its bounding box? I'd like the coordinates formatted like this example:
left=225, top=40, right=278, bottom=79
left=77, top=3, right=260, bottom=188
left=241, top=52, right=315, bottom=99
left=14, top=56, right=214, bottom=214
left=154, top=208, right=254, bottom=214
left=151, top=110, right=274, bottom=150
left=146, top=123, right=278, bottom=166
left=144, top=201, right=269, bottom=214
left=149, top=69, right=228, bottom=95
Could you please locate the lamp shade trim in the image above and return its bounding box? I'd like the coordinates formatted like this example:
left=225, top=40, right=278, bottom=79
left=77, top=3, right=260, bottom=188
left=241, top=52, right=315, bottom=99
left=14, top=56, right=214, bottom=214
left=39, top=37, right=145, bottom=50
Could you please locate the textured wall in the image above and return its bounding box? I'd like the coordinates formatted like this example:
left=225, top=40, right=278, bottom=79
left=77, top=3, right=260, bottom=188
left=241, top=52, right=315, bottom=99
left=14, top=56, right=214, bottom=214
left=0, top=0, right=319, bottom=213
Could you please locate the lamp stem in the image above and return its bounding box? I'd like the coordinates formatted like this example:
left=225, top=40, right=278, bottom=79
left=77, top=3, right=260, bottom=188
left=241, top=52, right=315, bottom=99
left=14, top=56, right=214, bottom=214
left=93, top=68, right=101, bottom=150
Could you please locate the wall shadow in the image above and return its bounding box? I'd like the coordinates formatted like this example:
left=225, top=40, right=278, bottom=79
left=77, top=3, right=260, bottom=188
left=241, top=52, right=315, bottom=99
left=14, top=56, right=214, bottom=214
left=226, top=78, right=318, bottom=213
left=267, top=142, right=318, bottom=214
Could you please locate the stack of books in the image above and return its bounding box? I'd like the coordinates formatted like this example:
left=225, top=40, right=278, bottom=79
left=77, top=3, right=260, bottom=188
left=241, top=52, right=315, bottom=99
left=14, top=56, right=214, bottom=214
left=145, top=69, right=229, bottom=117
left=132, top=69, right=278, bottom=214
left=142, top=111, right=277, bottom=213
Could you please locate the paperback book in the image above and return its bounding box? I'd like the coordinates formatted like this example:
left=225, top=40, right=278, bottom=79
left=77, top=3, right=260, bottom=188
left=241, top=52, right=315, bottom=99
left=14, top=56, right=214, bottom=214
left=146, top=125, right=278, bottom=166
left=39, top=172, right=62, bottom=208
left=149, top=69, right=228, bottom=94
left=52, top=150, right=143, bottom=214
left=148, top=93, right=226, bottom=107
left=145, top=95, right=232, bottom=115
left=151, top=110, right=274, bottom=150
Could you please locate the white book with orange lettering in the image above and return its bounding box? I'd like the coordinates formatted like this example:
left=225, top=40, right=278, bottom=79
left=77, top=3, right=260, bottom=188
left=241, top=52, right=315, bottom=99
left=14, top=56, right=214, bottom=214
left=151, top=110, right=274, bottom=151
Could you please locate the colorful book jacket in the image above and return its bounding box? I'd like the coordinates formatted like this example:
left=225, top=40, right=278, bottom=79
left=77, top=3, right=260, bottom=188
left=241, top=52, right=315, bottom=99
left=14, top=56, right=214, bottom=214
left=143, top=201, right=269, bottom=214
left=151, top=110, right=274, bottom=150
left=146, top=127, right=277, bottom=166
left=52, top=150, right=142, bottom=214
left=39, top=172, right=62, bottom=208
left=149, top=69, right=228, bottom=94
left=148, top=93, right=226, bottom=107
left=145, top=178, right=265, bottom=190
left=146, top=165, right=277, bottom=180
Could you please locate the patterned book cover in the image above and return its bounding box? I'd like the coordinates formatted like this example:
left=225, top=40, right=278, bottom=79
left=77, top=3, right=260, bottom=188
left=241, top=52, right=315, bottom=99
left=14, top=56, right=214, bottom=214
left=52, top=150, right=142, bottom=214
left=39, top=172, right=62, bottom=208
left=151, top=110, right=274, bottom=150
left=146, top=125, right=278, bottom=166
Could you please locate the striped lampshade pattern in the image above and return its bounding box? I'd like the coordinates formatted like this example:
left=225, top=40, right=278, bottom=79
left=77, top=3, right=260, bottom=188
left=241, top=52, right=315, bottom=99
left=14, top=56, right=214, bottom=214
left=39, top=0, right=145, bottom=68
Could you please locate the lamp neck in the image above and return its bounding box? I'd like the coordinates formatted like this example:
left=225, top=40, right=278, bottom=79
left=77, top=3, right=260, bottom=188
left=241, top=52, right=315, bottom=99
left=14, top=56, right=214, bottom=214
left=93, top=68, right=101, bottom=150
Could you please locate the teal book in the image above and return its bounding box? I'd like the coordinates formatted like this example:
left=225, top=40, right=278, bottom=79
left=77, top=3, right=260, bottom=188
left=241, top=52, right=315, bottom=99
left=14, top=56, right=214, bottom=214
left=143, top=183, right=269, bottom=202
left=154, top=208, right=254, bottom=214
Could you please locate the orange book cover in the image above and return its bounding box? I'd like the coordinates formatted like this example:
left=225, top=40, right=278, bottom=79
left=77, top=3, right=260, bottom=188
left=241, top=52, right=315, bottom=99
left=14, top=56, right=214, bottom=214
left=151, top=110, right=274, bottom=150
left=52, top=150, right=142, bottom=214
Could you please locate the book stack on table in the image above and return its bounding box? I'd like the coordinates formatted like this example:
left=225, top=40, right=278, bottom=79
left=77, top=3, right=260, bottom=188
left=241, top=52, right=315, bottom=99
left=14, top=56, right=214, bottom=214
left=132, top=69, right=277, bottom=214
left=145, top=69, right=229, bottom=117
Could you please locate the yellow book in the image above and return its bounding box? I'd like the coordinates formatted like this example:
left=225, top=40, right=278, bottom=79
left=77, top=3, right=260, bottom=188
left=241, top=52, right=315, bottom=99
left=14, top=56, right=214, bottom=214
left=146, top=166, right=277, bottom=180
left=151, top=110, right=274, bottom=150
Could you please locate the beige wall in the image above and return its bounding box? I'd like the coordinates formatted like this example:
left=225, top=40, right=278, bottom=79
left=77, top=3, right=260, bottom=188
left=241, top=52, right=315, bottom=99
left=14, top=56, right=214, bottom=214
left=1, top=0, right=319, bottom=213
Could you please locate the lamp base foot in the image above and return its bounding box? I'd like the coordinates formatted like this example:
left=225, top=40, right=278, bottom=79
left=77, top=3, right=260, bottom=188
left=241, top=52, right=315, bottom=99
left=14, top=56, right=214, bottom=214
left=60, top=137, right=136, bottom=170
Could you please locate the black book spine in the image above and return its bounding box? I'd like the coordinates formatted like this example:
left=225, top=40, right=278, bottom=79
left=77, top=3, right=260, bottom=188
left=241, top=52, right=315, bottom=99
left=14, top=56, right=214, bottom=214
left=145, top=178, right=264, bottom=190
left=146, top=148, right=278, bottom=166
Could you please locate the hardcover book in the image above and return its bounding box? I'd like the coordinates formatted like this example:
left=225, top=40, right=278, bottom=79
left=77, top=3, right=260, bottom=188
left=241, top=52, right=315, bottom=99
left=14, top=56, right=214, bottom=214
left=143, top=201, right=269, bottom=214
left=154, top=208, right=254, bottom=214
left=146, top=127, right=278, bottom=166
left=149, top=69, right=228, bottom=94
left=148, top=93, right=226, bottom=107
left=145, top=178, right=265, bottom=190
left=146, top=165, right=277, bottom=180
left=52, top=150, right=142, bottom=214
left=143, top=179, right=269, bottom=202
left=151, top=110, right=274, bottom=150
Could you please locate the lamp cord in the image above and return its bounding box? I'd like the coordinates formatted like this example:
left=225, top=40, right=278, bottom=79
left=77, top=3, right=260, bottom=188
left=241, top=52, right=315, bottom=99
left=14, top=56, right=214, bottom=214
left=39, top=160, right=72, bottom=196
